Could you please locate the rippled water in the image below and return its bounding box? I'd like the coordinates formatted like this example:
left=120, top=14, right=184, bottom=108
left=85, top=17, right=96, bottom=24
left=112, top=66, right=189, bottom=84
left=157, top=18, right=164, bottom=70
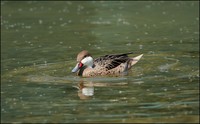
left=1, top=1, right=199, bottom=123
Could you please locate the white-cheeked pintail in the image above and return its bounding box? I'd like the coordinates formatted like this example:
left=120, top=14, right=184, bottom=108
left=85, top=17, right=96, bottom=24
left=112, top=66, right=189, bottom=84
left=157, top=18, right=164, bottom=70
left=72, top=50, right=143, bottom=77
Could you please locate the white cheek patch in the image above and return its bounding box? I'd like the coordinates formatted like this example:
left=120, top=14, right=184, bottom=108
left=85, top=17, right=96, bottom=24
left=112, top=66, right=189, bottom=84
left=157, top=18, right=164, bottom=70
left=81, top=56, right=93, bottom=67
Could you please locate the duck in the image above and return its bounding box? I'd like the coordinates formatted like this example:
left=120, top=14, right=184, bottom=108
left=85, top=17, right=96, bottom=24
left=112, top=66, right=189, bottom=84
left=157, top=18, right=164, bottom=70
left=72, top=50, right=143, bottom=77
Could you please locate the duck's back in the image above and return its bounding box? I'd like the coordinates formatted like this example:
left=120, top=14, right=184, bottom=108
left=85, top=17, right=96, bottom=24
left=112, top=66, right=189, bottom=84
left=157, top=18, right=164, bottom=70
left=94, top=52, right=133, bottom=70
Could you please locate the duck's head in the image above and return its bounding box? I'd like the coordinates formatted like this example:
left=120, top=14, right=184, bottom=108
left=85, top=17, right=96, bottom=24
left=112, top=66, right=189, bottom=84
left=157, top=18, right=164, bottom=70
left=72, top=50, right=94, bottom=73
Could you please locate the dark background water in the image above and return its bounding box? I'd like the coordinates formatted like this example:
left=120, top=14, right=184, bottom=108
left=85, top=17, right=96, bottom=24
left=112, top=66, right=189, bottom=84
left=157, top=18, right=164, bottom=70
left=1, top=1, right=199, bottom=123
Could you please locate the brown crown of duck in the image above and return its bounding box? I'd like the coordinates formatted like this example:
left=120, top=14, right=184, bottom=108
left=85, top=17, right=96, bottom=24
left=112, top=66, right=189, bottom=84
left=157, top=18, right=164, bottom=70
left=76, top=50, right=91, bottom=62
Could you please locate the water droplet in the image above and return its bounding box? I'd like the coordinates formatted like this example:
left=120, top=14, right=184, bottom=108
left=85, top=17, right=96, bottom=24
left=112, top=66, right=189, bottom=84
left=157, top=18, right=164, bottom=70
left=126, top=43, right=131, bottom=46
left=162, top=11, right=166, bottom=15
left=49, top=31, right=53, bottom=34
left=48, top=111, right=52, bottom=114
left=44, top=61, right=47, bottom=66
left=48, top=26, right=53, bottom=29
left=97, top=47, right=101, bottom=49
left=163, top=37, right=168, bottom=40
left=18, top=8, right=22, bottom=11
left=25, top=26, right=31, bottom=29
left=136, top=38, right=140, bottom=41
left=68, top=20, right=72, bottom=23
left=29, top=8, right=33, bottom=11
left=39, top=20, right=43, bottom=24
left=152, top=24, right=157, bottom=27
left=145, top=5, right=151, bottom=9
left=2, top=108, right=5, bottom=112
left=60, top=23, right=67, bottom=27
left=163, top=88, right=168, bottom=91
left=139, top=45, right=143, bottom=49
left=59, top=18, right=63, bottom=21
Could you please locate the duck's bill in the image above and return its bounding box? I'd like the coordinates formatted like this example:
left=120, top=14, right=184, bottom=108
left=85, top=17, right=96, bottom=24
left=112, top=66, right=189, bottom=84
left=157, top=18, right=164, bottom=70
left=72, top=63, right=79, bottom=73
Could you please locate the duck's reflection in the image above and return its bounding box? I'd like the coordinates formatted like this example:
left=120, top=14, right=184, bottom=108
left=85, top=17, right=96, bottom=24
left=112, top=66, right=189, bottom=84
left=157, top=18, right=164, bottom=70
left=77, top=82, right=94, bottom=99
left=74, top=81, right=128, bottom=100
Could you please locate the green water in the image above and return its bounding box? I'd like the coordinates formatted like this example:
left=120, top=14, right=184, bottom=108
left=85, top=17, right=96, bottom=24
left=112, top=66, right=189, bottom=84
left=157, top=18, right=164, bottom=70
left=1, top=1, right=199, bottom=123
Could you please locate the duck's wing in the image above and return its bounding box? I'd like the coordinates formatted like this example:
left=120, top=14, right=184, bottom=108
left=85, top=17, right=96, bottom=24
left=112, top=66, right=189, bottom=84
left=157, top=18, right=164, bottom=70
left=94, top=52, right=133, bottom=70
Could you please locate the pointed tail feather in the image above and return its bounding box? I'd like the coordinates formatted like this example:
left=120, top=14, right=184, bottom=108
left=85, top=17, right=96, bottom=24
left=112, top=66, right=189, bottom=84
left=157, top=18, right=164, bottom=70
left=131, top=54, right=143, bottom=66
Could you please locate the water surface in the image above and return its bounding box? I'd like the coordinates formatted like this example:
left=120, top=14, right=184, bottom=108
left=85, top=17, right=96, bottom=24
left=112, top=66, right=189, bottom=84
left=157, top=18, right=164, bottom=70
left=1, top=1, right=199, bottom=123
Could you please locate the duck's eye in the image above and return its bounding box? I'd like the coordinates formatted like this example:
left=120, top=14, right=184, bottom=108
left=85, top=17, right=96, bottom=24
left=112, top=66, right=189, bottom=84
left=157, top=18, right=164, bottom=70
left=83, top=55, right=88, bottom=58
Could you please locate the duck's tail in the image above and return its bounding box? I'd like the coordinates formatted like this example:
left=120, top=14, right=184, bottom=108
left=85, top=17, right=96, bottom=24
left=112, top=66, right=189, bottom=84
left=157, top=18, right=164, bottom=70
left=123, top=54, right=143, bottom=73
left=130, top=54, right=143, bottom=66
